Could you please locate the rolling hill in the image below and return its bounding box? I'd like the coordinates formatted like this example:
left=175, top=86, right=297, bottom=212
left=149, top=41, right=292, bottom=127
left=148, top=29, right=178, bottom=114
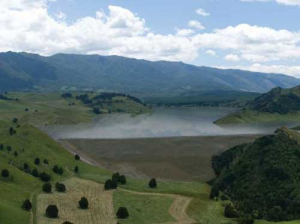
left=215, top=86, right=300, bottom=124
left=1, top=52, right=300, bottom=97
left=211, top=127, right=300, bottom=222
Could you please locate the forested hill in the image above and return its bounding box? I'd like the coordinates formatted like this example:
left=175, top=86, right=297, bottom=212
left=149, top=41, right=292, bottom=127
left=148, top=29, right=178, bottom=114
left=211, top=127, right=300, bottom=222
left=1, top=51, right=300, bottom=97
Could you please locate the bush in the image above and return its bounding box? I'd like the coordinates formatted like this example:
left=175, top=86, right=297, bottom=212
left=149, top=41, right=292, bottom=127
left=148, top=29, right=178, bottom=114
left=1, top=169, right=9, bottom=178
left=149, top=178, right=157, bottom=188
left=32, top=169, right=39, bottom=178
left=40, top=172, right=51, bottom=182
left=22, top=199, right=32, bottom=211
left=224, top=204, right=239, bottom=218
left=55, top=183, right=66, bottom=192
left=75, top=154, right=80, bottom=160
left=116, top=207, right=129, bottom=219
left=34, top=158, right=40, bottom=165
left=74, top=166, right=79, bottom=173
left=78, top=197, right=88, bottom=209
left=119, top=175, right=126, bottom=185
left=43, top=183, right=52, bottom=193
left=46, top=205, right=58, bottom=218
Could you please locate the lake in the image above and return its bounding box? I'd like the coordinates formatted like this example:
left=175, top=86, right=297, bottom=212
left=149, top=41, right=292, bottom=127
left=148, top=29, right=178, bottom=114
left=42, top=107, right=298, bottom=139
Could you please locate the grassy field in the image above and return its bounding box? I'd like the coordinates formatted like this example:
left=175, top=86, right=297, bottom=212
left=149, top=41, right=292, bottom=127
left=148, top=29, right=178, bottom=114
left=0, top=92, right=151, bottom=126
left=215, top=109, right=300, bottom=125
left=64, top=134, right=261, bottom=182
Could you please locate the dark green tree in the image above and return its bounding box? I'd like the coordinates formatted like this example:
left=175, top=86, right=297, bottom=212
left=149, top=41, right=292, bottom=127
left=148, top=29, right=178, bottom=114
left=43, top=183, right=52, bottom=193
left=46, top=205, right=59, bottom=218
left=116, top=207, right=129, bottom=219
left=1, top=169, right=9, bottom=178
left=40, top=172, right=51, bottom=182
left=78, top=197, right=89, bottom=209
left=149, top=178, right=157, bottom=188
left=74, top=166, right=79, bottom=173
left=32, top=169, right=39, bottom=178
left=75, top=154, right=80, bottom=160
left=34, top=158, right=40, bottom=165
left=22, top=199, right=32, bottom=211
left=55, top=183, right=66, bottom=192
left=43, top=159, right=49, bottom=164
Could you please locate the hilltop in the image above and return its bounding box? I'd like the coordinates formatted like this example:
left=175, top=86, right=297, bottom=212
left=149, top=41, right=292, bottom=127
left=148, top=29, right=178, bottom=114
left=1, top=52, right=300, bottom=97
left=215, top=85, right=300, bottom=124
left=211, top=127, right=300, bottom=222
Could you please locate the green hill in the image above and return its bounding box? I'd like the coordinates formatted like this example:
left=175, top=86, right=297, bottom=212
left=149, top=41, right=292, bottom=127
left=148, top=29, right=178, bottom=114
left=215, top=86, right=300, bottom=125
left=1, top=52, right=300, bottom=97
left=211, top=127, right=300, bottom=222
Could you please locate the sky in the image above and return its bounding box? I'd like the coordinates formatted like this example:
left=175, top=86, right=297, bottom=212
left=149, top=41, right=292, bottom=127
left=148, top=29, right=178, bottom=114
left=1, top=0, right=300, bottom=77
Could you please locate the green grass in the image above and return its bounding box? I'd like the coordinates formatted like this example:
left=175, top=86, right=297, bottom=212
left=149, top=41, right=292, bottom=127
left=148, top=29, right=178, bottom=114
left=0, top=92, right=151, bottom=126
left=113, top=190, right=174, bottom=224
left=215, top=109, right=300, bottom=125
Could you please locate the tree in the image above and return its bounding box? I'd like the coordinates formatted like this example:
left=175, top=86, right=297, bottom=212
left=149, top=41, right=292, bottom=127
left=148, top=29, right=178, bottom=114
left=119, top=175, right=126, bottom=185
left=1, top=169, right=9, bottom=178
left=111, top=179, right=118, bottom=189
left=14, top=151, right=18, bottom=157
left=43, top=183, right=52, bottom=193
left=78, top=197, right=89, bottom=209
left=112, top=172, right=120, bottom=181
left=53, top=165, right=64, bottom=175
left=22, top=199, right=32, bottom=211
left=43, top=159, right=49, bottom=164
left=34, top=158, right=40, bottom=165
left=7, top=146, right=12, bottom=152
left=116, top=207, right=129, bottom=219
left=12, top=118, right=18, bottom=123
left=105, top=179, right=112, bottom=190
left=32, top=169, right=39, bottom=178
left=75, top=154, right=80, bottom=160
left=40, top=172, right=51, bottom=182
left=46, top=205, right=59, bottom=218
left=74, top=166, right=79, bottom=173
left=23, top=163, right=29, bottom=170
left=224, top=204, right=239, bottom=218
left=9, top=127, right=15, bottom=135
left=149, top=178, right=157, bottom=188
left=55, top=183, right=66, bottom=192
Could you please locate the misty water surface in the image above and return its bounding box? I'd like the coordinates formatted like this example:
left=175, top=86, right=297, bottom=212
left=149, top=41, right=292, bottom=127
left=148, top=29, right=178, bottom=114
left=42, top=107, right=298, bottom=139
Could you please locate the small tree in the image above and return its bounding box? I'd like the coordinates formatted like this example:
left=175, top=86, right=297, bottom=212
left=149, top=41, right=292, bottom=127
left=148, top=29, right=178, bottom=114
left=78, top=197, right=88, bottom=209
left=105, top=179, right=112, bottom=190
left=55, top=183, right=66, bottom=192
left=74, top=166, right=79, bottom=173
left=14, top=151, right=18, bottom=157
left=22, top=199, right=32, bottom=211
left=116, top=207, right=129, bottom=219
left=46, top=205, right=59, bottom=218
left=32, top=169, right=39, bottom=178
left=43, top=183, right=52, bottom=193
left=12, top=118, right=18, bottom=123
left=23, top=163, right=29, bottom=170
left=1, top=169, right=9, bottom=178
left=149, top=178, right=157, bottom=188
left=9, top=127, right=15, bottom=135
left=7, top=146, right=12, bottom=152
left=119, top=175, right=126, bottom=185
left=75, top=154, right=80, bottom=161
left=112, top=172, right=120, bottom=181
left=34, top=158, right=40, bottom=165
left=111, top=179, right=118, bottom=189
left=40, top=172, right=51, bottom=182
left=43, top=159, right=49, bottom=164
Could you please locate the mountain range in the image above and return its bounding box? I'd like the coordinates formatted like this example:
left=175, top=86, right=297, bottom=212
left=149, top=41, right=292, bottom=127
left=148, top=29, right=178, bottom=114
left=1, top=51, right=300, bottom=97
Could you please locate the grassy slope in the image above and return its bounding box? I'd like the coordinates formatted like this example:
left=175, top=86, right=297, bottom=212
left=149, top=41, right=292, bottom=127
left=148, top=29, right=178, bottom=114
left=0, top=119, right=231, bottom=224
left=215, top=109, right=300, bottom=125
left=0, top=92, right=151, bottom=126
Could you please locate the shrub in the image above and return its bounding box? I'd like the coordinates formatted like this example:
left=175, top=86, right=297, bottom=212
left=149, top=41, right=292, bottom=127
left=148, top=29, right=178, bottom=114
left=34, top=158, right=40, bottom=165
left=46, top=205, right=58, bottom=218
left=75, top=154, right=80, bottom=160
left=22, top=199, right=32, bottom=211
left=78, top=197, right=88, bottom=209
left=116, top=207, right=129, bottom=219
left=149, top=178, right=157, bottom=188
left=40, top=172, right=51, bottom=182
left=55, top=183, right=66, bottom=192
left=74, top=166, right=79, bottom=173
left=32, top=169, right=39, bottom=178
left=224, top=204, right=239, bottom=218
left=1, top=169, right=9, bottom=178
left=43, top=183, right=52, bottom=193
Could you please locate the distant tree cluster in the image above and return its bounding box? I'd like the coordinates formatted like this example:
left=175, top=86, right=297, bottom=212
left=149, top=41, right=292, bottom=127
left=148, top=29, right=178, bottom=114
left=105, top=173, right=127, bottom=190
left=61, top=93, right=73, bottom=98
left=112, top=172, right=126, bottom=185
left=52, top=165, right=64, bottom=175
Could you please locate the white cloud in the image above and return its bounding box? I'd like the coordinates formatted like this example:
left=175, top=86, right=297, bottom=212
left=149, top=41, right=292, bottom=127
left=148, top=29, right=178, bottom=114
left=205, top=50, right=217, bottom=56
left=224, top=54, right=241, bottom=61
left=188, top=20, right=205, bottom=30
left=195, top=8, right=210, bottom=16
left=55, top=11, right=66, bottom=20
left=241, top=0, right=300, bottom=6
left=175, top=29, right=195, bottom=37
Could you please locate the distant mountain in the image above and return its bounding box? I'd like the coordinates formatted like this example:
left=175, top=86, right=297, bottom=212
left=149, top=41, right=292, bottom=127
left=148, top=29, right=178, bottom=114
left=211, top=127, right=300, bottom=222
left=1, top=52, right=300, bottom=97
left=215, top=85, right=300, bottom=124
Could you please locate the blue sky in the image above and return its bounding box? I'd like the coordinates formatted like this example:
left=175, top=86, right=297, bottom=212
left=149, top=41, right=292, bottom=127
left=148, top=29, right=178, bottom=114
left=0, top=0, right=300, bottom=76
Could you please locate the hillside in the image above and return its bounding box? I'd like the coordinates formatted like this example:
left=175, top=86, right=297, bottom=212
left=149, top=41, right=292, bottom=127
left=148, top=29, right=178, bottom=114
left=1, top=52, right=300, bottom=97
left=215, top=86, right=300, bottom=124
left=211, top=127, right=300, bottom=222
